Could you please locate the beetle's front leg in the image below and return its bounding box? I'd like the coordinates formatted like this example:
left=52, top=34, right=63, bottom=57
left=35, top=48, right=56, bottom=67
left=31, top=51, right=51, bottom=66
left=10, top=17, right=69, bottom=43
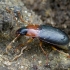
left=11, top=38, right=33, bottom=61
left=14, top=38, right=33, bottom=53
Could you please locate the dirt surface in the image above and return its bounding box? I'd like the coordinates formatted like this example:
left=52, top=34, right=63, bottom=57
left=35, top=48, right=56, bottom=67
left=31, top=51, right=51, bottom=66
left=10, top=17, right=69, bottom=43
left=0, top=0, right=70, bottom=70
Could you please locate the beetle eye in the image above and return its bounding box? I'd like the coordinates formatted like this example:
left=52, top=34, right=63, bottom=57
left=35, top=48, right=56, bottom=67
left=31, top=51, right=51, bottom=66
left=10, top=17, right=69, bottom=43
left=16, top=28, right=28, bottom=35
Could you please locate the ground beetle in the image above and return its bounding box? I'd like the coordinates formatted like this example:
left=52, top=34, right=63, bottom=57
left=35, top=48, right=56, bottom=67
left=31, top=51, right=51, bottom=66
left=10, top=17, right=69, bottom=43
left=16, top=24, right=69, bottom=50
left=5, top=7, right=69, bottom=50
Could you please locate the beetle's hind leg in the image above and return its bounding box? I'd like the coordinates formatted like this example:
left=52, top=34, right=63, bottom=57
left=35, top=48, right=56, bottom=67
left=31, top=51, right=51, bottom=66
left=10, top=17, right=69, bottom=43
left=52, top=46, right=69, bottom=57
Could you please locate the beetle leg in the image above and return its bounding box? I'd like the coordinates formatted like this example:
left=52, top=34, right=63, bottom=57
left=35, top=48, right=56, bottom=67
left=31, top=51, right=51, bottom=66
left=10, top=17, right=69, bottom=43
left=12, top=38, right=33, bottom=61
left=52, top=46, right=58, bottom=51
left=26, top=38, right=33, bottom=43
left=17, top=11, right=33, bottom=25
left=5, top=7, right=12, bottom=13
left=52, top=46, right=69, bottom=56
left=39, top=41, right=47, bottom=55
left=15, top=38, right=33, bottom=53
left=17, top=11, right=25, bottom=23
left=17, top=11, right=29, bottom=24
left=52, top=46, right=64, bottom=53
left=52, top=46, right=63, bottom=53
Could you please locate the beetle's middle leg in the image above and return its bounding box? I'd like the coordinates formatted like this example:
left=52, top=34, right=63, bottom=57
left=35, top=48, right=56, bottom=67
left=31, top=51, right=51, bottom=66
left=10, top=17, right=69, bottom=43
left=39, top=41, right=47, bottom=55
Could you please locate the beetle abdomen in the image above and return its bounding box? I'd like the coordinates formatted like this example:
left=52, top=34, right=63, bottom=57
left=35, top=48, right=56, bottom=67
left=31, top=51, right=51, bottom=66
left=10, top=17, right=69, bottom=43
left=39, top=25, right=69, bottom=45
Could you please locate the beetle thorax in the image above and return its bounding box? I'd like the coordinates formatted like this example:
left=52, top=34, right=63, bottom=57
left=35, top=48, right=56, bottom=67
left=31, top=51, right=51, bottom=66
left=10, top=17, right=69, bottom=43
left=26, top=25, right=40, bottom=37
left=26, top=29, right=40, bottom=37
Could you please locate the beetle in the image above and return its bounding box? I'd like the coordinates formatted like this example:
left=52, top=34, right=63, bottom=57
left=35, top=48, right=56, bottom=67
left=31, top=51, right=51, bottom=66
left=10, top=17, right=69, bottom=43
left=16, top=24, right=69, bottom=51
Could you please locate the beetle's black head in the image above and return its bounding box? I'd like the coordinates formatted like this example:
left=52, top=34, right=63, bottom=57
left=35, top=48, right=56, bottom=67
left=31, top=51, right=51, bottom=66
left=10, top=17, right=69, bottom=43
left=16, top=26, right=28, bottom=35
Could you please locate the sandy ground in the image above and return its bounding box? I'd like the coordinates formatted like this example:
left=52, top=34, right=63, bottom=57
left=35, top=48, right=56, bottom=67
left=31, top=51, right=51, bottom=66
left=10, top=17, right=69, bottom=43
left=0, top=0, right=70, bottom=70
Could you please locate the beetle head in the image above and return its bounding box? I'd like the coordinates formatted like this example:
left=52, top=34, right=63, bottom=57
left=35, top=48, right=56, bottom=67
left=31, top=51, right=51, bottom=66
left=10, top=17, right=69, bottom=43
left=16, top=27, right=28, bottom=35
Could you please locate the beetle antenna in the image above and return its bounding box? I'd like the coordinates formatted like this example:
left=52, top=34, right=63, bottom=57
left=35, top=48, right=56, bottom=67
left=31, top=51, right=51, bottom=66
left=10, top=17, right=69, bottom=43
left=6, top=34, right=20, bottom=54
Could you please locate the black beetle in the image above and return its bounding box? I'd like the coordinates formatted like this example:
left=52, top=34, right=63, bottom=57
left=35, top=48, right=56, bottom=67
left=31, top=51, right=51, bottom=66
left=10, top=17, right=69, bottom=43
left=16, top=24, right=69, bottom=50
